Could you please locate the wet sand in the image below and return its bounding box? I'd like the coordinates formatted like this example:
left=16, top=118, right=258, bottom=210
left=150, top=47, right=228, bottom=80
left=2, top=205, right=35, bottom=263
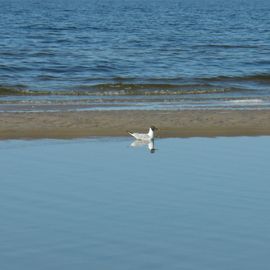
left=1, top=110, right=270, bottom=139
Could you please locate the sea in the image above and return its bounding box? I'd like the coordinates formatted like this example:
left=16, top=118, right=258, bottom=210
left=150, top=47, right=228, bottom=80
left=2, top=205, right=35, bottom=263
left=1, top=0, right=270, bottom=111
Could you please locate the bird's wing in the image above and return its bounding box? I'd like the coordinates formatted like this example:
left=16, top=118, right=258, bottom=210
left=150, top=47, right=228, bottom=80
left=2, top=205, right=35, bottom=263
left=128, top=132, right=136, bottom=138
left=131, top=133, right=150, bottom=140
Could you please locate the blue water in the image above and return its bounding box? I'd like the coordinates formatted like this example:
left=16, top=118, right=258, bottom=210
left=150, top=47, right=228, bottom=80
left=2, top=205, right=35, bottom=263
left=1, top=0, right=270, bottom=110
left=0, top=137, right=270, bottom=269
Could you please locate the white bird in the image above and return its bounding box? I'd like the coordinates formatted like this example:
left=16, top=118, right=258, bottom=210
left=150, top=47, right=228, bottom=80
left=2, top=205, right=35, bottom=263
left=128, top=126, right=158, bottom=141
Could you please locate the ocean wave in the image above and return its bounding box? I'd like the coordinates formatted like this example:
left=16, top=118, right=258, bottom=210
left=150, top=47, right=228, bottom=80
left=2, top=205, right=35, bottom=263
left=226, top=99, right=263, bottom=104
left=3, top=72, right=270, bottom=97
left=0, top=86, right=31, bottom=95
left=202, top=74, right=270, bottom=83
left=0, top=84, right=241, bottom=97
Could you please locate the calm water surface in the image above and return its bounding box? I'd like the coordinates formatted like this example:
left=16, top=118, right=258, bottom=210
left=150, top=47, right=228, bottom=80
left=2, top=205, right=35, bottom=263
left=0, top=137, right=270, bottom=269
left=1, top=0, right=270, bottom=110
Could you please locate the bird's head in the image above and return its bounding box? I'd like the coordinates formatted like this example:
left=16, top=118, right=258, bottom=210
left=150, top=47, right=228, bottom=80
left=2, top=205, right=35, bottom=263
left=150, top=126, right=158, bottom=131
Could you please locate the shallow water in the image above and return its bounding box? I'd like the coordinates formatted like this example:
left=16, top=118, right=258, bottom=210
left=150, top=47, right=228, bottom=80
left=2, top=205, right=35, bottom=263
left=1, top=0, right=270, bottom=110
left=0, top=137, right=270, bottom=269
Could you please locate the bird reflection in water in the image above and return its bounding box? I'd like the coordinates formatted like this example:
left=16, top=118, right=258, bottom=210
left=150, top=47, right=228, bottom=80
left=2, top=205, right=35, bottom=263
left=130, top=139, right=156, bottom=154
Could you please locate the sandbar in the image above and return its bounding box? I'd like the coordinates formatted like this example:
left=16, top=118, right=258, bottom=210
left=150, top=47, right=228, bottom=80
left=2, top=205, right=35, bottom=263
left=0, top=110, right=270, bottom=139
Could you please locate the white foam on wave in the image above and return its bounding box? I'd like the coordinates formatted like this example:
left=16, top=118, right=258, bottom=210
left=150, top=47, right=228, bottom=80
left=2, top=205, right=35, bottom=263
left=227, top=99, right=263, bottom=104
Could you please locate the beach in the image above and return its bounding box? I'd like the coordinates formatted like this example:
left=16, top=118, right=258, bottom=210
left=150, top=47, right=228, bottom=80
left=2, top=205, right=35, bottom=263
left=2, top=0, right=270, bottom=269
left=1, top=109, right=270, bottom=139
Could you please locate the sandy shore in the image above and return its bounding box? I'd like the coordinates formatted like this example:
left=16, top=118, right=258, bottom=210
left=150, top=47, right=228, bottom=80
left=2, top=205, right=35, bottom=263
left=1, top=110, right=270, bottom=139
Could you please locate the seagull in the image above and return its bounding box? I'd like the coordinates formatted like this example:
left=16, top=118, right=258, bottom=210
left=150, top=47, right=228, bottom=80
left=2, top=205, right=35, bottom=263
left=128, top=126, right=158, bottom=141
